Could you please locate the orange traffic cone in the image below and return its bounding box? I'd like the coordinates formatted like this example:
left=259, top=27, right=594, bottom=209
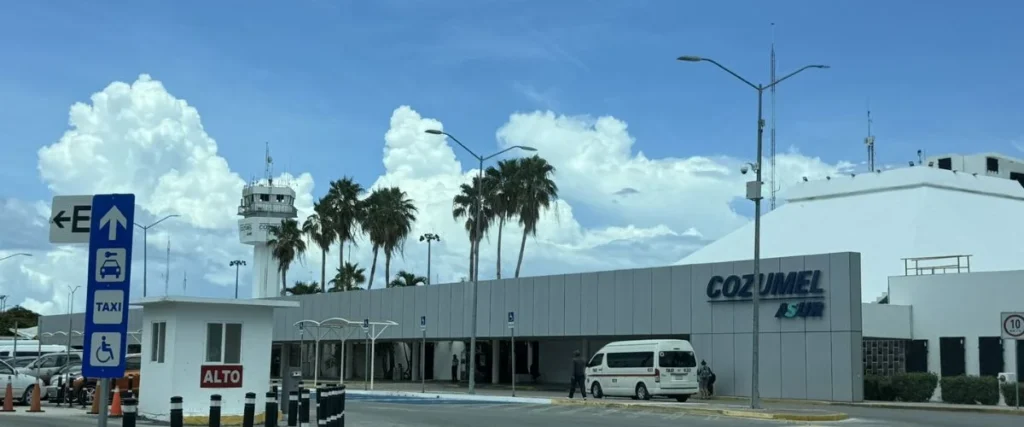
left=26, top=379, right=44, bottom=413
left=0, top=377, right=15, bottom=412
left=108, top=385, right=122, bottom=417
left=88, top=382, right=101, bottom=414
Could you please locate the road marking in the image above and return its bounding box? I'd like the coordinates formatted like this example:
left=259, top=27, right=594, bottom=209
left=528, top=406, right=553, bottom=413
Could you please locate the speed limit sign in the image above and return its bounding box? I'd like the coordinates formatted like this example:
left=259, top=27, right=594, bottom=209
left=1000, top=312, right=1024, bottom=340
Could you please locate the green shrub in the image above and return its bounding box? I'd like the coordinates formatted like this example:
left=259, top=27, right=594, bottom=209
left=940, top=376, right=999, bottom=405
left=1001, top=382, right=1023, bottom=406
left=863, top=372, right=937, bottom=402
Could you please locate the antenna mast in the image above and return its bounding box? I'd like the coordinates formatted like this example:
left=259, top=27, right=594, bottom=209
left=865, top=105, right=876, bottom=172
left=769, top=23, right=778, bottom=210
left=164, top=237, right=170, bottom=295
left=264, top=142, right=274, bottom=186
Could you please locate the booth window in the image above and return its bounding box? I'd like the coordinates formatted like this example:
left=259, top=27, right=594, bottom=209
left=206, top=323, right=243, bottom=364
left=150, top=322, right=166, bottom=363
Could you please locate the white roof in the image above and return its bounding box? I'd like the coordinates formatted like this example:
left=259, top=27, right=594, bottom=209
left=132, top=296, right=299, bottom=309
left=679, top=165, right=1024, bottom=302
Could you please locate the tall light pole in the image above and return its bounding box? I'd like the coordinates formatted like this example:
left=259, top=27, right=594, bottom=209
left=66, top=285, right=80, bottom=366
left=419, top=233, right=441, bottom=285
left=425, top=129, right=536, bottom=394
left=678, top=55, right=828, bottom=409
left=135, top=214, right=180, bottom=298
left=0, top=253, right=31, bottom=263
left=230, top=260, right=247, bottom=299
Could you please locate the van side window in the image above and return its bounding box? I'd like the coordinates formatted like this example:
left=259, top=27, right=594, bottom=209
left=587, top=353, right=604, bottom=368
left=606, top=351, right=654, bottom=368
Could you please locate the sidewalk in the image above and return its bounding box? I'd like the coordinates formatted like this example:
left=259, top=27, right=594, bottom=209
left=711, top=395, right=1024, bottom=416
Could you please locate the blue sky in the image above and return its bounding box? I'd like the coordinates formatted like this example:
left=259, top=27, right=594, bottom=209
left=3, top=0, right=1022, bottom=210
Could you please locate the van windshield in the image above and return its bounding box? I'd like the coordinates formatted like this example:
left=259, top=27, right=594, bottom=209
left=659, top=351, right=696, bottom=368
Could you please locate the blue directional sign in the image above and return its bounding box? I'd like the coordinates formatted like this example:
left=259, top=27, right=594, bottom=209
left=507, top=311, right=515, bottom=329
left=82, top=194, right=135, bottom=379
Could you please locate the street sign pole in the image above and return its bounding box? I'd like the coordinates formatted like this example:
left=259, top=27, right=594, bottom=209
left=508, top=311, right=516, bottom=397
left=362, top=319, right=370, bottom=391
left=81, top=194, right=136, bottom=427
left=420, top=315, right=427, bottom=393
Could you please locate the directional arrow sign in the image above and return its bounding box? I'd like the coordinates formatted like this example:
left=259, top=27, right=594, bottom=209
left=99, top=205, right=128, bottom=240
left=50, top=195, right=94, bottom=244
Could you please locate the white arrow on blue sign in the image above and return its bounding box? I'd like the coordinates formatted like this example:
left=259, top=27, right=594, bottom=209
left=82, top=194, right=135, bottom=379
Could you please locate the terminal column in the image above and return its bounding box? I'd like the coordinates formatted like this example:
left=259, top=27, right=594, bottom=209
left=491, top=340, right=499, bottom=384
left=411, top=341, right=420, bottom=381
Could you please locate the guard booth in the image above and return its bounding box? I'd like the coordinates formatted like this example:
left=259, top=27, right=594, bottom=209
left=135, top=296, right=299, bottom=422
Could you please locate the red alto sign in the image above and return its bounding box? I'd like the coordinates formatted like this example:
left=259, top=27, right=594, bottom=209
left=200, top=365, right=244, bottom=388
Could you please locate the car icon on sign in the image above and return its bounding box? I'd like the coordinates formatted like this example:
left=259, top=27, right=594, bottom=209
left=100, top=259, right=121, bottom=279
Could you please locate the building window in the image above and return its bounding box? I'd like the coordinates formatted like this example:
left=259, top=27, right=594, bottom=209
left=978, top=337, right=1003, bottom=377
left=937, top=157, right=952, bottom=170
left=939, top=337, right=965, bottom=376
left=205, top=323, right=242, bottom=364
left=150, top=322, right=166, bottom=363
left=986, top=157, right=999, bottom=173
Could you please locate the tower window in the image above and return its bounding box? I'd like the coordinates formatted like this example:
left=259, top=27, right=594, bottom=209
left=937, top=158, right=952, bottom=170
left=986, top=157, right=999, bottom=173
left=276, top=195, right=284, bottom=202
left=260, top=194, right=270, bottom=202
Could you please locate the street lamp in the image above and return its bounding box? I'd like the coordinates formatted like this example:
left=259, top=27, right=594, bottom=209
left=230, top=260, right=247, bottom=299
left=678, top=55, right=827, bottom=409
left=0, top=253, right=31, bottom=262
left=135, top=214, right=180, bottom=298
left=66, top=285, right=80, bottom=367
left=424, top=128, right=536, bottom=394
left=419, top=233, right=441, bottom=285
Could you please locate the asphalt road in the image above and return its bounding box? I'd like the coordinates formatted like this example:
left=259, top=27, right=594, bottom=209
left=0, top=397, right=1020, bottom=427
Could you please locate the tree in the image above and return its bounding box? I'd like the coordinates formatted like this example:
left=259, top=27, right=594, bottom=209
left=324, top=178, right=364, bottom=272
left=452, top=176, right=492, bottom=281
left=268, top=218, right=307, bottom=296
left=0, top=306, right=40, bottom=333
left=388, top=270, right=426, bottom=288
left=302, top=200, right=335, bottom=290
left=329, top=262, right=366, bottom=291
left=374, top=187, right=418, bottom=287
left=286, top=281, right=322, bottom=295
left=512, top=155, right=558, bottom=278
left=484, top=159, right=520, bottom=280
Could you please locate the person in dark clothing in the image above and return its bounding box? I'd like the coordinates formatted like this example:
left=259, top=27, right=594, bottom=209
left=568, top=350, right=587, bottom=399
left=451, top=355, right=459, bottom=383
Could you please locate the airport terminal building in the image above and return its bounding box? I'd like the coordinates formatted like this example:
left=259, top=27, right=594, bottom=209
left=38, top=152, right=1024, bottom=403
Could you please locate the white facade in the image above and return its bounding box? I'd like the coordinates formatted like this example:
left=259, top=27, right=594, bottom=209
left=924, top=152, right=1024, bottom=181
left=237, top=183, right=297, bottom=299
left=137, top=297, right=298, bottom=421
left=680, top=164, right=1024, bottom=302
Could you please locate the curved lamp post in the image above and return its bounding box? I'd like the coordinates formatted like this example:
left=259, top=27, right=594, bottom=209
left=677, top=55, right=828, bottom=409
left=135, top=215, right=180, bottom=297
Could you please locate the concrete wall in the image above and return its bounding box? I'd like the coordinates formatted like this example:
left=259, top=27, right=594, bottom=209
left=889, top=271, right=1023, bottom=380
left=862, top=303, right=913, bottom=339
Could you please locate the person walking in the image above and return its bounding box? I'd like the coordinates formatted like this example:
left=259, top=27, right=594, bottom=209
left=568, top=350, right=587, bottom=399
left=451, top=355, right=459, bottom=383
left=697, top=360, right=713, bottom=399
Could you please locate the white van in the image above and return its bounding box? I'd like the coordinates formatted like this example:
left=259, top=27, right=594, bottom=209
left=0, top=344, right=69, bottom=359
left=585, top=339, right=699, bottom=402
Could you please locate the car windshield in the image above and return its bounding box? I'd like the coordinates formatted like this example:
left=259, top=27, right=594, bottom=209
left=659, top=351, right=697, bottom=368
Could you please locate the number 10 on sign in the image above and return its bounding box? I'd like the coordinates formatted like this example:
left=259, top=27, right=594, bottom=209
left=1001, top=312, right=1024, bottom=340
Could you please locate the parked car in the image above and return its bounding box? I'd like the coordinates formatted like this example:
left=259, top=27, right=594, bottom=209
left=44, top=363, right=82, bottom=401
left=2, top=356, right=36, bottom=369
left=0, top=359, right=41, bottom=403
left=17, top=352, right=83, bottom=385
left=72, top=353, right=142, bottom=403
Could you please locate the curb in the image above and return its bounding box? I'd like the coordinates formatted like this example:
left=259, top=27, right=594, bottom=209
left=347, top=390, right=553, bottom=405
left=824, top=401, right=1024, bottom=416
left=551, top=399, right=848, bottom=422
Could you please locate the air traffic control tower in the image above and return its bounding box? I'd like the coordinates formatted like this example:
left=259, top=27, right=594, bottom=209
left=237, top=147, right=297, bottom=298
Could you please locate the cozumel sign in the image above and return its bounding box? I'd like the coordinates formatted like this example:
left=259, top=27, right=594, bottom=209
left=706, top=270, right=826, bottom=319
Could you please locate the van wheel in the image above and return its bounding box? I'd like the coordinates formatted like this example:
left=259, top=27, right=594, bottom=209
left=635, top=383, right=651, bottom=401
left=675, top=395, right=690, bottom=402
left=590, top=382, right=603, bottom=399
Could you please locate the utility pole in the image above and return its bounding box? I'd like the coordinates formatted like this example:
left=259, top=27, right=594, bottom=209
left=230, top=260, right=247, bottom=298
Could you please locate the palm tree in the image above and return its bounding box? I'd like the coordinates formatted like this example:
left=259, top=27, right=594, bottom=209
left=388, top=270, right=427, bottom=288
left=484, top=159, right=520, bottom=280
left=302, top=200, right=335, bottom=290
left=268, top=218, right=307, bottom=296
left=452, top=176, right=492, bottom=281
left=329, top=262, right=366, bottom=291
left=325, top=178, right=364, bottom=273
left=287, top=281, right=322, bottom=295
left=361, top=189, right=386, bottom=289
left=377, top=187, right=418, bottom=286
left=513, top=155, right=558, bottom=278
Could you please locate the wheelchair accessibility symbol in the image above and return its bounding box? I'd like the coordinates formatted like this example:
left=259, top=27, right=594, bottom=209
left=89, top=333, right=121, bottom=367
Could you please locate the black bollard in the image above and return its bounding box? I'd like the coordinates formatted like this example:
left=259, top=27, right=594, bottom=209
left=287, top=390, right=298, bottom=427
left=316, top=387, right=325, bottom=427
left=331, top=387, right=339, bottom=427
left=265, top=391, right=278, bottom=427
left=170, top=396, right=184, bottom=427
left=339, top=385, right=346, bottom=427
left=243, top=392, right=256, bottom=427
left=54, top=376, right=64, bottom=406
left=123, top=397, right=138, bottom=427
left=324, top=388, right=333, bottom=427
left=127, top=375, right=135, bottom=398
left=209, top=394, right=222, bottom=427
left=299, top=388, right=310, bottom=427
